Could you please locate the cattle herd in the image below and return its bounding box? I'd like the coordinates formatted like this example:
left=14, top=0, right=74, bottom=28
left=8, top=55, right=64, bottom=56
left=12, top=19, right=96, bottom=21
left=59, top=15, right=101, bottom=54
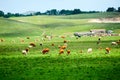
left=0, top=35, right=120, bottom=56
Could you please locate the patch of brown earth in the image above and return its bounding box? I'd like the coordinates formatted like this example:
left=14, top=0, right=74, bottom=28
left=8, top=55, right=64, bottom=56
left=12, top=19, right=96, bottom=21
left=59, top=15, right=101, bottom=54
left=89, top=17, right=120, bottom=23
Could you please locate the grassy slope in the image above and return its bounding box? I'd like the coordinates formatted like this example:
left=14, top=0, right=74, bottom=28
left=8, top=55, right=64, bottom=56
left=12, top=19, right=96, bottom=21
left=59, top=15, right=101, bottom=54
left=0, top=12, right=120, bottom=38
left=9, top=12, right=120, bottom=36
left=0, top=12, right=120, bottom=80
left=0, top=18, right=43, bottom=37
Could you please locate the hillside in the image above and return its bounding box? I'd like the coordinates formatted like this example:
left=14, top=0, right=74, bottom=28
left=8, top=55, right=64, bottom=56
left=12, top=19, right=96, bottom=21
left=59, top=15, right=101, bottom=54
left=0, top=12, right=120, bottom=37
left=0, top=18, right=43, bottom=37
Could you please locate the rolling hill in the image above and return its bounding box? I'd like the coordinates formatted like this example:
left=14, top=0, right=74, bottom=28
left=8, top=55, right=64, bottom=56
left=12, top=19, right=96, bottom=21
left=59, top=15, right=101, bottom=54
left=0, top=12, right=120, bottom=37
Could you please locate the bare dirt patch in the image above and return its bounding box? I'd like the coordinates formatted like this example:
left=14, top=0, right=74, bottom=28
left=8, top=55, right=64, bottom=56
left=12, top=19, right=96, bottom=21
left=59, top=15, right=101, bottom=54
left=89, top=17, right=120, bottom=23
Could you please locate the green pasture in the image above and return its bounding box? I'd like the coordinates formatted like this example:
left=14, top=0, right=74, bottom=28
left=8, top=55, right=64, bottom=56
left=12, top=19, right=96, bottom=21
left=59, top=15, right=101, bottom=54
left=0, top=12, right=120, bottom=80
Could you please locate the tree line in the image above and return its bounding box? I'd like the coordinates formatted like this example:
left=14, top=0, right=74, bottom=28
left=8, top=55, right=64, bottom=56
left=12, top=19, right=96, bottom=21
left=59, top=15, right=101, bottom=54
left=0, top=7, right=120, bottom=18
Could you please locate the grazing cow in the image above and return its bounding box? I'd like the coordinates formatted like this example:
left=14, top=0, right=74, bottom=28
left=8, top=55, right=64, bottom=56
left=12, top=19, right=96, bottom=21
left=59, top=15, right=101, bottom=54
left=87, top=48, right=92, bottom=53
left=26, top=36, right=30, bottom=39
left=29, top=43, right=36, bottom=47
left=51, top=43, right=55, bottom=46
left=61, top=36, right=65, bottom=39
left=98, top=37, right=101, bottom=41
left=67, top=50, right=70, bottom=55
left=59, top=49, right=64, bottom=54
left=105, top=47, right=110, bottom=54
left=40, top=43, right=43, bottom=46
left=111, top=42, right=118, bottom=45
left=60, top=45, right=67, bottom=49
left=42, top=48, right=50, bottom=54
left=0, top=39, right=4, bottom=42
left=97, top=37, right=101, bottom=45
left=63, top=40, right=67, bottom=43
left=22, top=48, right=29, bottom=55
left=116, top=40, right=120, bottom=45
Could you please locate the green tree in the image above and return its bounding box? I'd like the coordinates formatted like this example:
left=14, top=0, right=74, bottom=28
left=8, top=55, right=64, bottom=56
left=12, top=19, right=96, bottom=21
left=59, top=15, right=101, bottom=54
left=50, top=9, right=58, bottom=15
left=46, top=10, right=51, bottom=15
left=59, top=9, right=66, bottom=15
left=7, top=12, right=14, bottom=17
left=35, top=12, right=41, bottom=15
left=3, top=14, right=9, bottom=18
left=118, top=7, right=120, bottom=12
left=14, top=13, right=20, bottom=17
left=106, top=7, right=116, bottom=12
left=73, top=9, right=81, bottom=14
left=0, top=10, right=4, bottom=17
left=59, top=9, right=73, bottom=15
left=45, top=9, right=58, bottom=15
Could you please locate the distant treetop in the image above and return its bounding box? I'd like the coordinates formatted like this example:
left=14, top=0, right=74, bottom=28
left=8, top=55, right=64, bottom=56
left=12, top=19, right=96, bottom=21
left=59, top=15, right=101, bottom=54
left=0, top=7, right=120, bottom=18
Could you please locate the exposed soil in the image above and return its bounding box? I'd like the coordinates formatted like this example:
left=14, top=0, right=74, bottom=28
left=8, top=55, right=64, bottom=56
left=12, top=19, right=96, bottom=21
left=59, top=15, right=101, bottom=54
left=89, top=17, right=120, bottom=23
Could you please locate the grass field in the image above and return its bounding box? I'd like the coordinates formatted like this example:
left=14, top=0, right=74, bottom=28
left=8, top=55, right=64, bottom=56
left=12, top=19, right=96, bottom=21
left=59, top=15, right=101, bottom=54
left=0, top=12, right=120, bottom=80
